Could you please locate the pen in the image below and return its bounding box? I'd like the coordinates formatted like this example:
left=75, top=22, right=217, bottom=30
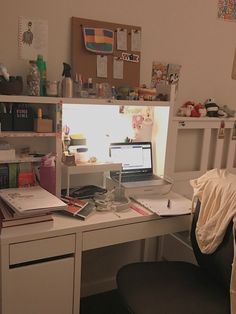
left=167, top=199, right=171, bottom=208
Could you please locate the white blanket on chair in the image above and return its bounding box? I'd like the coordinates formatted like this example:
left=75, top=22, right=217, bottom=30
left=190, top=168, right=236, bottom=314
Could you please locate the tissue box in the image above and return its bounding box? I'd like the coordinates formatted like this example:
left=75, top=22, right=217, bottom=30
left=34, top=119, right=53, bottom=133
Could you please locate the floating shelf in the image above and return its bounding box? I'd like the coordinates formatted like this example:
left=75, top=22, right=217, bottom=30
left=0, top=132, right=57, bottom=138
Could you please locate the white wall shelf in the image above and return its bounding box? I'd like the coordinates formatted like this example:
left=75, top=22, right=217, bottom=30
left=0, top=84, right=175, bottom=107
left=0, top=131, right=56, bottom=138
left=0, top=95, right=62, bottom=195
left=0, top=156, right=42, bottom=164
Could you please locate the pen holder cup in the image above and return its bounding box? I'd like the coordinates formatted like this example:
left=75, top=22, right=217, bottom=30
left=114, top=186, right=126, bottom=202
left=0, top=113, right=13, bottom=131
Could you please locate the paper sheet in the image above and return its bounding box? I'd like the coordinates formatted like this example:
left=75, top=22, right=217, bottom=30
left=97, top=55, right=108, bottom=78
left=116, top=28, right=127, bottom=51
left=132, top=191, right=192, bottom=216
left=18, top=16, right=48, bottom=60
left=113, top=57, right=123, bottom=79
left=131, top=29, right=141, bottom=52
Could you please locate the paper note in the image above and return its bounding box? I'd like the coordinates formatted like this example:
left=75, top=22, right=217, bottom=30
left=116, top=28, right=127, bottom=51
left=113, top=57, right=123, bottom=79
left=18, top=16, right=48, bottom=60
left=131, top=29, right=141, bottom=52
left=97, top=55, right=108, bottom=78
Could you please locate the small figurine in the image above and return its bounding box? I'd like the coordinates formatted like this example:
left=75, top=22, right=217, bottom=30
left=204, top=98, right=219, bottom=117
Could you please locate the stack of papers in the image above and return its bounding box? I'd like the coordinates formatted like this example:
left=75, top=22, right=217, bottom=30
left=0, top=186, right=67, bottom=216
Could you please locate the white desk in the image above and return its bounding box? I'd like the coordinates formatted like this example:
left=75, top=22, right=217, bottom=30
left=0, top=197, right=191, bottom=314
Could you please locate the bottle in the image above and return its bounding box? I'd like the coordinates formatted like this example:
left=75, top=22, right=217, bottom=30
left=111, top=86, right=117, bottom=99
left=61, top=63, right=73, bottom=97
left=73, top=73, right=83, bottom=98
left=36, top=55, right=47, bottom=96
left=27, top=60, right=40, bottom=96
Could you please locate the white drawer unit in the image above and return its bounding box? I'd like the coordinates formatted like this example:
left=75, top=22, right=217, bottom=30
left=9, top=234, right=75, bottom=265
left=6, top=257, right=74, bottom=314
left=3, top=234, right=77, bottom=314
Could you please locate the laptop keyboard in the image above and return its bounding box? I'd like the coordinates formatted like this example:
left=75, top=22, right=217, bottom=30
left=120, top=174, right=158, bottom=183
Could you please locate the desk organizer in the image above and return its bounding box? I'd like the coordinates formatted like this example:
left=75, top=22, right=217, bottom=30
left=0, top=113, right=13, bottom=131
left=0, top=76, right=23, bottom=95
left=34, top=118, right=53, bottom=133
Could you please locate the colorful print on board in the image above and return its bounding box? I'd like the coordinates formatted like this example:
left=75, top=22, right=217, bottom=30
left=217, top=0, right=236, bottom=21
left=83, top=27, right=114, bottom=53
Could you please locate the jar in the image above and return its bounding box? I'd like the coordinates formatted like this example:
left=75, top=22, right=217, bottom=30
left=27, top=61, right=40, bottom=96
left=46, top=80, right=59, bottom=96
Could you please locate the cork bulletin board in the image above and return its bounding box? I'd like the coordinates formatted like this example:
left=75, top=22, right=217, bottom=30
left=71, top=17, right=141, bottom=88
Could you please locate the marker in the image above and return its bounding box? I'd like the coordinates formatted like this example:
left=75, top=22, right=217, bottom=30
left=130, top=203, right=149, bottom=216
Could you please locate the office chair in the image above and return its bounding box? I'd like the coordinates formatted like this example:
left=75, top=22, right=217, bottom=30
left=116, top=201, right=234, bottom=314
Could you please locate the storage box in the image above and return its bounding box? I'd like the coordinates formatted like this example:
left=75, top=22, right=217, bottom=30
left=0, top=113, right=13, bottom=131
left=0, top=149, right=15, bottom=161
left=34, top=119, right=53, bottom=133
left=13, top=105, right=34, bottom=131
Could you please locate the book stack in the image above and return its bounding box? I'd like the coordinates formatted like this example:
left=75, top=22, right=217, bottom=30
left=0, top=185, right=67, bottom=229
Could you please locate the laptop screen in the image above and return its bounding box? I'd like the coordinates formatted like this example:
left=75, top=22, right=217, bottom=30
left=109, top=142, right=153, bottom=175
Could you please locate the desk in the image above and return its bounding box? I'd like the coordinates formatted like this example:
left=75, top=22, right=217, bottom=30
left=0, top=197, right=191, bottom=314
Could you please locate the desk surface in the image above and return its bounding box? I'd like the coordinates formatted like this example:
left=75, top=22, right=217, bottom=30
left=0, top=193, right=192, bottom=314
left=0, top=204, right=191, bottom=248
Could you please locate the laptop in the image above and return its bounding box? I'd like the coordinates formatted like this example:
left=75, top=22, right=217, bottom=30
left=109, top=142, right=166, bottom=188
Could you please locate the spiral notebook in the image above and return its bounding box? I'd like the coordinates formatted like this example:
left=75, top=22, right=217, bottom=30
left=132, top=191, right=192, bottom=216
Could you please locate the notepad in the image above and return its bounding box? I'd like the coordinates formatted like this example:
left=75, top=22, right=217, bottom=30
left=132, top=191, right=192, bottom=216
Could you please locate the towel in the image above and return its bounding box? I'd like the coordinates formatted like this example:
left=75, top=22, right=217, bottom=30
left=190, top=168, right=236, bottom=314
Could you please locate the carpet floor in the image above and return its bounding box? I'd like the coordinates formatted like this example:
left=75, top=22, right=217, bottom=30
left=80, top=289, right=130, bottom=314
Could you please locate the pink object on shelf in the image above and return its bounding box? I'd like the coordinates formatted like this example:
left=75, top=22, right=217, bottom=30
left=40, top=166, right=56, bottom=195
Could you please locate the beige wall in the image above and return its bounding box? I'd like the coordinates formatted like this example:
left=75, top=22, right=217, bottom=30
left=1, top=0, right=236, bottom=110
left=2, top=1, right=234, bottom=295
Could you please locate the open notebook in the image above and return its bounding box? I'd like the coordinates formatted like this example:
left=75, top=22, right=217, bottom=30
left=132, top=191, right=192, bottom=216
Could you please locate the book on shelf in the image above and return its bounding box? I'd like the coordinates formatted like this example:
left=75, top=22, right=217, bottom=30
left=0, top=185, right=67, bottom=216
left=0, top=198, right=53, bottom=228
left=0, top=164, right=9, bottom=189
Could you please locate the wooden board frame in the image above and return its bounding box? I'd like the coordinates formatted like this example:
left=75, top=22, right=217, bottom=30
left=71, top=17, right=141, bottom=88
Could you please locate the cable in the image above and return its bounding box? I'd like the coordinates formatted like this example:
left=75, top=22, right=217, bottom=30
left=93, top=188, right=131, bottom=213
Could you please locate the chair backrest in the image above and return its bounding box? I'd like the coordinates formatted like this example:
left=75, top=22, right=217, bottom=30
left=190, top=200, right=234, bottom=291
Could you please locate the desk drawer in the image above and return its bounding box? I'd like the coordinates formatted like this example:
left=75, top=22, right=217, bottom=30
left=9, top=234, right=75, bottom=265
left=82, top=216, right=190, bottom=251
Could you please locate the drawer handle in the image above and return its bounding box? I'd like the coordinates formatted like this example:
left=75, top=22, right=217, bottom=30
left=9, top=253, right=74, bottom=269
left=179, top=121, right=186, bottom=127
